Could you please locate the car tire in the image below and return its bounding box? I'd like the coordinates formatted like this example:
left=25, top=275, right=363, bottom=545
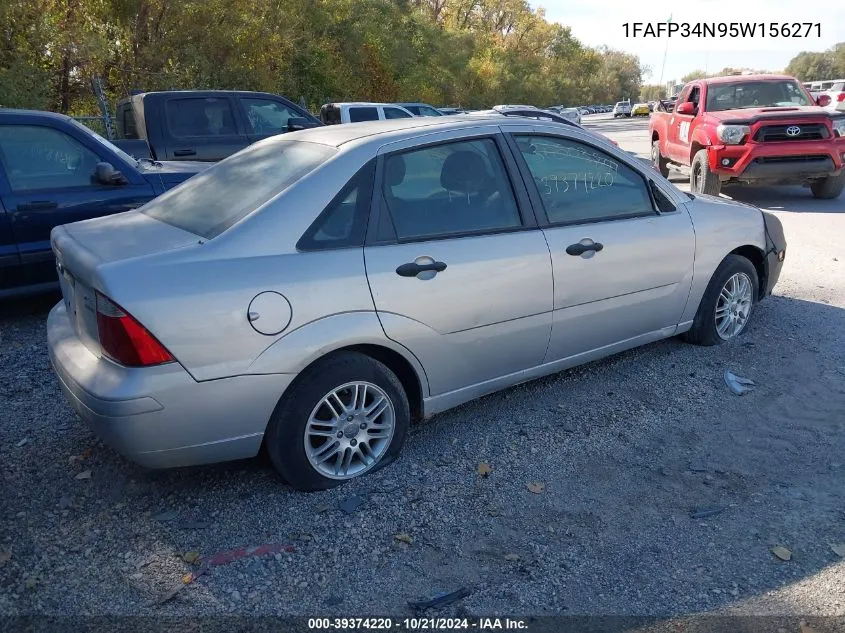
left=809, top=171, right=845, bottom=199
left=651, top=141, right=670, bottom=178
left=683, top=254, right=758, bottom=347
left=691, top=149, right=721, bottom=196
left=265, top=351, right=410, bottom=491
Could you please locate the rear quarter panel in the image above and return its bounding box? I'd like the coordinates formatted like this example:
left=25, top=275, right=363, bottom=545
left=679, top=194, right=767, bottom=325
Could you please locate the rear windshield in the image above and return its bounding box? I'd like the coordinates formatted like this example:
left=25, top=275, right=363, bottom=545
left=142, top=140, right=335, bottom=239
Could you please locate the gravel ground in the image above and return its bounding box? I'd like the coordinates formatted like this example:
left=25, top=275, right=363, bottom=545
left=1, top=118, right=844, bottom=627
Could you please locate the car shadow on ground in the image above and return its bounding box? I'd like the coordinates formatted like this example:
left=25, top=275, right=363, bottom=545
left=722, top=185, right=845, bottom=213
left=1, top=292, right=844, bottom=617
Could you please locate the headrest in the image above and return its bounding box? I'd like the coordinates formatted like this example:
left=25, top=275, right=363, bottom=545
left=384, top=155, right=406, bottom=187
left=440, top=151, right=488, bottom=194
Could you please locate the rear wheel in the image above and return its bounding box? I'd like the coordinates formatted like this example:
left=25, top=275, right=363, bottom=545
left=651, top=141, right=670, bottom=178
left=683, top=254, right=758, bottom=346
left=691, top=149, right=721, bottom=196
left=265, top=351, right=410, bottom=491
left=810, top=171, right=845, bottom=199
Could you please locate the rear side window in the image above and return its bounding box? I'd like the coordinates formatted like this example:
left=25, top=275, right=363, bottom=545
left=298, top=161, right=375, bottom=250
left=349, top=107, right=379, bottom=122
left=383, top=107, right=412, bottom=119
left=167, top=98, right=238, bottom=137
left=142, top=140, right=336, bottom=239
left=120, top=106, right=138, bottom=139
left=382, top=138, right=521, bottom=240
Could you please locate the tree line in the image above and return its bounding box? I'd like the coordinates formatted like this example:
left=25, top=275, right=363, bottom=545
left=0, top=0, right=647, bottom=117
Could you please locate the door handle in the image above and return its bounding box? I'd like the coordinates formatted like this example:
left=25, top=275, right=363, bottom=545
left=566, top=241, right=603, bottom=256
left=17, top=201, right=58, bottom=211
left=173, top=149, right=197, bottom=156
left=395, top=260, right=447, bottom=277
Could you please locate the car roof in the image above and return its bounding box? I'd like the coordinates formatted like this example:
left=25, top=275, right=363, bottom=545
left=701, top=74, right=798, bottom=85
left=0, top=108, right=73, bottom=122
left=281, top=115, right=516, bottom=148
left=325, top=102, right=407, bottom=108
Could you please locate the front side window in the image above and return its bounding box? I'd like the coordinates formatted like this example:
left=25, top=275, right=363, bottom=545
left=383, top=107, right=413, bottom=119
left=382, top=138, right=521, bottom=240
left=349, top=107, right=379, bottom=122
left=242, top=98, right=300, bottom=135
left=167, top=98, right=238, bottom=137
left=143, top=140, right=335, bottom=239
left=0, top=125, right=102, bottom=192
left=706, top=80, right=813, bottom=111
left=514, top=135, right=655, bottom=225
left=417, top=106, right=443, bottom=117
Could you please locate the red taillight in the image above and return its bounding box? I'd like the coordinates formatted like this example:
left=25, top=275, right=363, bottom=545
left=837, top=94, right=845, bottom=102
left=95, top=292, right=174, bottom=367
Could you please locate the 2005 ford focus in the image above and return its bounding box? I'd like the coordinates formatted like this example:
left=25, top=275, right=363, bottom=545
left=47, top=116, right=786, bottom=490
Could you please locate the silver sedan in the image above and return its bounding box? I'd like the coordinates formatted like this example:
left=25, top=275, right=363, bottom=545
left=47, top=116, right=786, bottom=490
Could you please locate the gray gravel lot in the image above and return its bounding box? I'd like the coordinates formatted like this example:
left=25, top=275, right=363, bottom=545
left=1, top=115, right=844, bottom=626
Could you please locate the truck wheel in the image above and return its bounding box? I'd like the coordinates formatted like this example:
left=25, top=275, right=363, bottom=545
left=691, top=149, right=721, bottom=196
left=683, top=254, right=758, bottom=346
left=810, top=171, right=845, bottom=199
left=651, top=141, right=670, bottom=178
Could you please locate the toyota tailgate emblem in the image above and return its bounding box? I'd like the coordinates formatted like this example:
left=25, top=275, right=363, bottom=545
left=786, top=125, right=801, bottom=137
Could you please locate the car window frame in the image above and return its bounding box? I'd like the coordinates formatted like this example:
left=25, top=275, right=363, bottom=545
left=296, top=159, right=376, bottom=252
left=503, top=131, right=665, bottom=228
left=365, top=132, right=538, bottom=246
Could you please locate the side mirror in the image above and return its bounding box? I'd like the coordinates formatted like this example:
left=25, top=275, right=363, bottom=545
left=817, top=94, right=831, bottom=107
left=94, top=162, right=128, bottom=186
left=287, top=117, right=319, bottom=132
left=675, top=102, right=696, bottom=115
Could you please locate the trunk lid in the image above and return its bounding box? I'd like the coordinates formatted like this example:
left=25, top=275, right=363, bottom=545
left=51, top=211, right=199, bottom=357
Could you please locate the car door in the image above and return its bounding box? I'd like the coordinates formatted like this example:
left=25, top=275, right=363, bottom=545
left=666, top=85, right=698, bottom=163
left=505, top=130, right=695, bottom=362
left=0, top=122, right=155, bottom=289
left=0, top=187, right=21, bottom=294
left=161, top=95, right=247, bottom=161
left=363, top=133, right=553, bottom=396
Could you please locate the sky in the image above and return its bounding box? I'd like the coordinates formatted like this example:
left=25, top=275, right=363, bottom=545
left=531, top=0, right=844, bottom=85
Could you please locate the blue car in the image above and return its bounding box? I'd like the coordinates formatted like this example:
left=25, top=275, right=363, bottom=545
left=0, top=110, right=208, bottom=298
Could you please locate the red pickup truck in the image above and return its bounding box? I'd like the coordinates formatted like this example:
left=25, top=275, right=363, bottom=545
left=649, top=74, right=845, bottom=199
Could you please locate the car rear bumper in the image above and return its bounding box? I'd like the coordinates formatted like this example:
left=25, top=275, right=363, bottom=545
left=709, top=138, right=845, bottom=183
left=47, top=302, right=291, bottom=468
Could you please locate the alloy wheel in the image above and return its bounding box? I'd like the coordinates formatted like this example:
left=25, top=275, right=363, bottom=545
left=715, top=272, right=753, bottom=340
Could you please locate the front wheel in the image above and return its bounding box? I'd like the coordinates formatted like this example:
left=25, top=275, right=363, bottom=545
left=651, top=141, right=670, bottom=178
left=691, top=149, right=721, bottom=196
left=810, top=171, right=845, bottom=199
left=683, top=254, right=758, bottom=346
left=265, top=351, right=410, bottom=491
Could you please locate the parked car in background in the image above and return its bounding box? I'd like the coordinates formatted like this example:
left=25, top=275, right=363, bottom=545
left=469, top=107, right=620, bottom=147
left=613, top=102, right=632, bottom=117
left=437, top=107, right=467, bottom=115
left=819, top=80, right=845, bottom=112
left=649, top=74, right=845, bottom=198
left=559, top=107, right=582, bottom=124
left=394, top=103, right=443, bottom=117
left=631, top=103, right=650, bottom=117
left=47, top=115, right=785, bottom=490
left=0, top=109, right=208, bottom=298
left=319, top=103, right=414, bottom=124
left=113, top=91, right=320, bottom=162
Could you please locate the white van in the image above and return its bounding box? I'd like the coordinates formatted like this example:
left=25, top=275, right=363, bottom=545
left=319, top=102, right=415, bottom=124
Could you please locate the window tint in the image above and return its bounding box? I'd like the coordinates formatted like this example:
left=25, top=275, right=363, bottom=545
left=167, top=98, right=238, bottom=137
left=349, top=107, right=379, bottom=122
left=514, top=135, right=655, bottom=225
left=383, top=107, right=412, bottom=119
left=402, top=106, right=422, bottom=115
left=242, top=99, right=300, bottom=135
left=143, top=140, right=335, bottom=239
left=298, top=161, right=375, bottom=250
left=0, top=125, right=102, bottom=192
left=121, top=107, right=139, bottom=139
left=418, top=106, right=443, bottom=116
left=382, top=138, right=521, bottom=240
